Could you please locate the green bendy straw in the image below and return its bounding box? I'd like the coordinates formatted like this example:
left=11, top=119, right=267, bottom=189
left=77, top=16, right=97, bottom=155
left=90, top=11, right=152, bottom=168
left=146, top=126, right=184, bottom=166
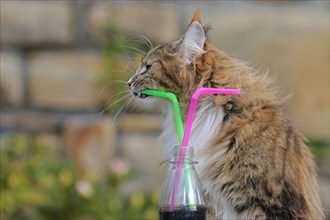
left=141, top=89, right=184, bottom=142
left=141, top=89, right=195, bottom=209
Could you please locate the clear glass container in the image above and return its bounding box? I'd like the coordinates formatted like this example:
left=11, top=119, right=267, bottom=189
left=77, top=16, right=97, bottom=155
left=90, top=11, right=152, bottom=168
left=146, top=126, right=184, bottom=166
left=159, top=146, right=207, bottom=220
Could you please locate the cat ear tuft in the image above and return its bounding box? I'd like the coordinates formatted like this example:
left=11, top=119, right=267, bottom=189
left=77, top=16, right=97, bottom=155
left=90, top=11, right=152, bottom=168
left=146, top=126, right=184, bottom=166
left=189, top=8, right=201, bottom=25
left=180, top=22, right=206, bottom=64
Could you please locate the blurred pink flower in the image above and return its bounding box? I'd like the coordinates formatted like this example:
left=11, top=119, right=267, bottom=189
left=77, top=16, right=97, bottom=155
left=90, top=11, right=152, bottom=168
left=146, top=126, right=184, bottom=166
left=109, top=158, right=130, bottom=175
left=75, top=180, right=94, bottom=198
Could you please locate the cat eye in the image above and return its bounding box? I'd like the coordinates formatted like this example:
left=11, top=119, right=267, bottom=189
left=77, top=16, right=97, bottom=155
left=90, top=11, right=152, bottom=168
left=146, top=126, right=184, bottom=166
left=146, top=64, right=152, bottom=70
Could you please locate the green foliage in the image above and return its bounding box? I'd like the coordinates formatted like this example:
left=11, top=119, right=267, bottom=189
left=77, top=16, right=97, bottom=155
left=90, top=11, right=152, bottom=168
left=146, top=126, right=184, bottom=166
left=3, top=134, right=325, bottom=220
left=99, top=31, right=150, bottom=113
left=307, top=139, right=329, bottom=161
left=0, top=135, right=159, bottom=220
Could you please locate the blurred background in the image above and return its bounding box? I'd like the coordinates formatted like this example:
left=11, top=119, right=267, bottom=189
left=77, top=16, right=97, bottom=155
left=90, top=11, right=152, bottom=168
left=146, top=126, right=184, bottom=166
left=0, top=1, right=329, bottom=219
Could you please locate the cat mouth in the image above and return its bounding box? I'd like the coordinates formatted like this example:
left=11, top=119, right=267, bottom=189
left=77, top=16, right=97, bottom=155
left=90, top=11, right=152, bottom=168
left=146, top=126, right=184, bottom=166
left=133, top=91, right=149, bottom=99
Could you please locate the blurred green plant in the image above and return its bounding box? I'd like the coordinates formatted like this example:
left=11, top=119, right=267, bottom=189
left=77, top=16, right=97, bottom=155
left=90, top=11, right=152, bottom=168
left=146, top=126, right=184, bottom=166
left=0, top=135, right=158, bottom=220
left=307, top=139, right=329, bottom=161
left=1, top=134, right=326, bottom=220
left=98, top=30, right=151, bottom=113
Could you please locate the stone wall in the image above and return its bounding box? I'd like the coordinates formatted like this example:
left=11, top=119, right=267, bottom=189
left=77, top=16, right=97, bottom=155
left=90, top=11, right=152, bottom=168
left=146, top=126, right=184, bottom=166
left=1, top=1, right=328, bottom=137
left=0, top=0, right=329, bottom=215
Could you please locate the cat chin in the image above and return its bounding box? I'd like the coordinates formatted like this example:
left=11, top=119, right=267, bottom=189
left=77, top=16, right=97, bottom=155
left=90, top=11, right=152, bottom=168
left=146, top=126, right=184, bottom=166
left=133, top=96, right=158, bottom=109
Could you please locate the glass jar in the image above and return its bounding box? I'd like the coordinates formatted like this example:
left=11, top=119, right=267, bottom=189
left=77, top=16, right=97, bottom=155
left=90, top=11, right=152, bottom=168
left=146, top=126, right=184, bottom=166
left=159, top=146, right=207, bottom=220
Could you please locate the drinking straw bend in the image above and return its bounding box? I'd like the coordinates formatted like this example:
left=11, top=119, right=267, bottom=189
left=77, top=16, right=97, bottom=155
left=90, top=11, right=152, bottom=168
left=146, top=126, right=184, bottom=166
left=170, top=88, right=241, bottom=209
left=192, top=88, right=241, bottom=100
left=141, top=89, right=184, bottom=143
left=182, top=88, right=241, bottom=150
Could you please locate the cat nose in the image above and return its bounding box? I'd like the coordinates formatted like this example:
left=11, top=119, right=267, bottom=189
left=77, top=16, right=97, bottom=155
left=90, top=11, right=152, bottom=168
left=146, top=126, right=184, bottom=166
left=127, top=81, right=132, bottom=87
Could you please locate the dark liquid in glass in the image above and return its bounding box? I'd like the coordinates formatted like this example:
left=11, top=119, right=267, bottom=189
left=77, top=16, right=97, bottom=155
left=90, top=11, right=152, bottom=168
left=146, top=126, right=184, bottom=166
left=159, top=206, right=207, bottom=220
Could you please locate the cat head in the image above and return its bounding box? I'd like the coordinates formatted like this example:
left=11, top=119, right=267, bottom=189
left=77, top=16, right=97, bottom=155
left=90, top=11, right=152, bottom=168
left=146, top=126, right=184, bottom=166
left=128, top=9, right=214, bottom=104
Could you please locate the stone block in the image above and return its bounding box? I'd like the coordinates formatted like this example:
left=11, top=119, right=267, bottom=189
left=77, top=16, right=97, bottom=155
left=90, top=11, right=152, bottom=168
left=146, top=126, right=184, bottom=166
left=88, top=2, right=179, bottom=43
left=64, top=116, right=116, bottom=180
left=27, top=51, right=104, bottom=110
left=0, top=110, right=59, bottom=133
left=120, top=132, right=166, bottom=192
left=0, top=1, right=73, bottom=45
left=0, top=51, right=24, bottom=107
left=118, top=114, right=163, bottom=133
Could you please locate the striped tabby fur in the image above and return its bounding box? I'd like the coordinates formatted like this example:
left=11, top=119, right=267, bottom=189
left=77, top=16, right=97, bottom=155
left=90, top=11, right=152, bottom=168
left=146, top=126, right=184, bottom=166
left=128, top=9, right=323, bottom=220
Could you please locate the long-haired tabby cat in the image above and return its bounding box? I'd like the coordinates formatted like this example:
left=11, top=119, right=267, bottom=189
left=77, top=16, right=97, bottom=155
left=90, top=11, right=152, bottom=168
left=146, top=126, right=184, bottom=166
left=127, top=9, right=323, bottom=219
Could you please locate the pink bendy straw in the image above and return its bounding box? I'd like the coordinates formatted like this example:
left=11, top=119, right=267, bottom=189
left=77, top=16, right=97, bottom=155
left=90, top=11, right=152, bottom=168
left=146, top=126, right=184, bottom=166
left=181, top=88, right=240, bottom=152
left=169, top=88, right=241, bottom=209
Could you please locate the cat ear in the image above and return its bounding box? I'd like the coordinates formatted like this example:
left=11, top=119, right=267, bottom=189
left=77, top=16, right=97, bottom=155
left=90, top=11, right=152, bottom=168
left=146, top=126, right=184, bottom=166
left=180, top=9, right=206, bottom=64
left=189, top=7, right=202, bottom=25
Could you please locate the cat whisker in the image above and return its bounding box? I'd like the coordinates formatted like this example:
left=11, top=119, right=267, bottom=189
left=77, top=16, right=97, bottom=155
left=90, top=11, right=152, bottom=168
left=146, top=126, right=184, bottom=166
left=106, top=92, right=132, bottom=110
left=123, top=45, right=146, bottom=55
left=109, top=33, right=138, bottom=71
left=111, top=97, right=134, bottom=126
left=122, top=48, right=145, bottom=57
left=99, top=89, right=130, bottom=106
left=127, top=98, right=137, bottom=115
left=108, top=70, right=135, bottom=76
left=104, top=32, right=140, bottom=76
left=126, top=34, right=153, bottom=49
left=139, top=34, right=153, bottom=49
left=120, top=59, right=139, bottom=79
left=127, top=36, right=147, bottom=44
left=125, top=34, right=149, bottom=47
left=128, top=38, right=151, bottom=50
left=94, top=92, right=132, bottom=120
left=96, top=96, right=134, bottom=127
left=106, top=80, right=128, bottom=84
left=97, top=80, right=129, bottom=97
